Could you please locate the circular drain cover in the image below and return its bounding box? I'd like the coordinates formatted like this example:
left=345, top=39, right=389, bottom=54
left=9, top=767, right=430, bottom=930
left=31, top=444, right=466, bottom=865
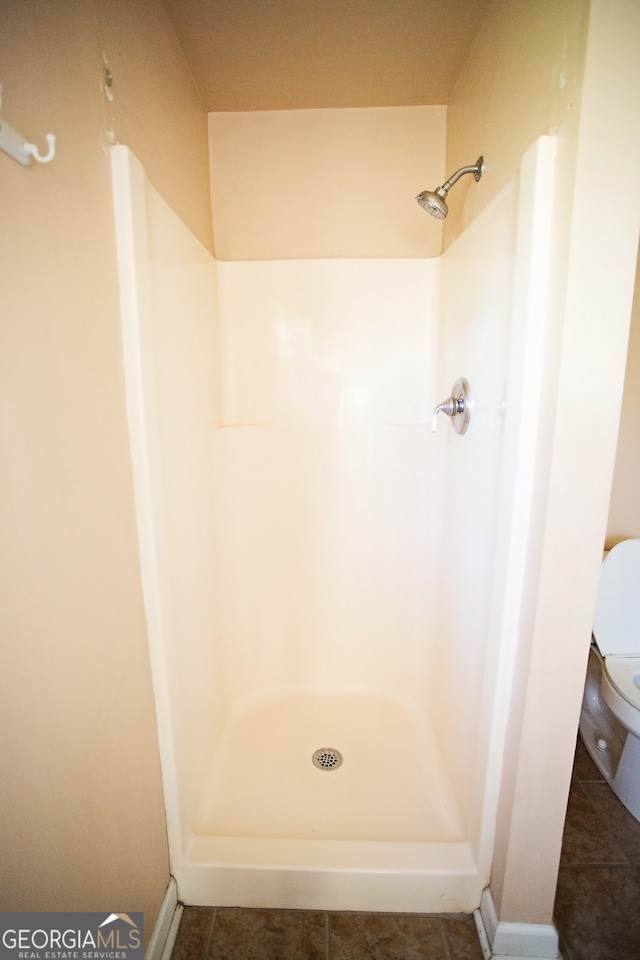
left=312, top=747, right=343, bottom=770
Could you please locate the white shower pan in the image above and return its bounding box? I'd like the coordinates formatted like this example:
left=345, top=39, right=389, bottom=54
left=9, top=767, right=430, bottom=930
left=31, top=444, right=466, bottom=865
left=187, top=688, right=473, bottom=911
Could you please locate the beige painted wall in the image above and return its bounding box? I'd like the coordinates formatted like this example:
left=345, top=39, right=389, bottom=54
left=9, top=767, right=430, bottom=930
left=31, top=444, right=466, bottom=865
left=164, top=0, right=490, bottom=112
left=607, top=248, right=640, bottom=545
left=0, top=0, right=212, bottom=934
left=208, top=106, right=446, bottom=259
left=208, top=0, right=590, bottom=264
left=482, top=0, right=640, bottom=930
left=444, top=0, right=589, bottom=249
left=97, top=0, right=213, bottom=253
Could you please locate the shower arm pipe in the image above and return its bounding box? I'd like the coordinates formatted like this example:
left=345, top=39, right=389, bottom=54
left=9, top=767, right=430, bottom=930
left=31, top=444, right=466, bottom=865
left=438, top=159, right=483, bottom=197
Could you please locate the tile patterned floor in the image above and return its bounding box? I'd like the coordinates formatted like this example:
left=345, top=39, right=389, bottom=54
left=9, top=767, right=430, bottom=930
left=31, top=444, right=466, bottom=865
left=170, top=907, right=483, bottom=960
left=170, top=737, right=640, bottom=960
left=553, top=736, right=640, bottom=960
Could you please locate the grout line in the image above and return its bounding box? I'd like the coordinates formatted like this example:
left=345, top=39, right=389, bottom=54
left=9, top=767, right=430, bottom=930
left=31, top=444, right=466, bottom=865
left=439, top=918, right=453, bottom=960
left=559, top=861, right=639, bottom=869
left=202, top=908, right=217, bottom=960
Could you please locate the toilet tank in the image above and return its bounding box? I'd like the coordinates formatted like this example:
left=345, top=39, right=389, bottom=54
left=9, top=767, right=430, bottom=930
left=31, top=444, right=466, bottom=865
left=593, top=540, right=640, bottom=656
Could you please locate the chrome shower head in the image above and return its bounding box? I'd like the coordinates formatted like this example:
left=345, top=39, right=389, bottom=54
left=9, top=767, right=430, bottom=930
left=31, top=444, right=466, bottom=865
left=416, top=187, right=449, bottom=219
left=416, top=156, right=484, bottom=220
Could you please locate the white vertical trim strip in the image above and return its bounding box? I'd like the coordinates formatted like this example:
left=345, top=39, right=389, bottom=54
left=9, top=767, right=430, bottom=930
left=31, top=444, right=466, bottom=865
left=110, top=144, right=183, bottom=872
left=476, top=133, right=557, bottom=884
left=145, top=877, right=181, bottom=960
left=474, top=907, right=492, bottom=960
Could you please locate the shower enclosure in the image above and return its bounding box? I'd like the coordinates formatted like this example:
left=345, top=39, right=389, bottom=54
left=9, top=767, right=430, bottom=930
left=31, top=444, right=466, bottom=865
left=112, top=136, right=555, bottom=911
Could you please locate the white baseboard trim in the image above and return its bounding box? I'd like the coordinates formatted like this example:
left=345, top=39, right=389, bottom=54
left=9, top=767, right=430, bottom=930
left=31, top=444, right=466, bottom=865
left=477, top=887, right=561, bottom=959
left=146, top=876, right=183, bottom=960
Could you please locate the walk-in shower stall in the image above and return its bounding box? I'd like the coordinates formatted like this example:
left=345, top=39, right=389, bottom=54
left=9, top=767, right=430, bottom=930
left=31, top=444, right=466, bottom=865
left=112, top=136, right=555, bottom=912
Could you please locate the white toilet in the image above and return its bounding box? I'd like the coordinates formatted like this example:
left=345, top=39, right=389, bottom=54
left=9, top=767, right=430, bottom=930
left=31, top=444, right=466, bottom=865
left=579, top=539, right=640, bottom=822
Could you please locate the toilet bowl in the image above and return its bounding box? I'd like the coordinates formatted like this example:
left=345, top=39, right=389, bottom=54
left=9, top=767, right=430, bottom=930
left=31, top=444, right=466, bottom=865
left=579, top=539, right=640, bottom=822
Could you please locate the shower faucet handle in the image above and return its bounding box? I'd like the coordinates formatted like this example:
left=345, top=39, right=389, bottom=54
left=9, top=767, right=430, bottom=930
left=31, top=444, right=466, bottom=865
left=431, top=378, right=471, bottom=435
left=431, top=398, right=460, bottom=432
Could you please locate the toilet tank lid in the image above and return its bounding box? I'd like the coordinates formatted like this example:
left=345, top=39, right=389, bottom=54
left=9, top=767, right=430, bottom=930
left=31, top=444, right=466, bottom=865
left=593, top=539, right=640, bottom=656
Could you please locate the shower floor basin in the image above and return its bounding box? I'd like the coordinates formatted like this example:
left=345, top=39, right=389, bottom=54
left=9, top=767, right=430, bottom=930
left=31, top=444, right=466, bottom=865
left=194, top=689, right=463, bottom=843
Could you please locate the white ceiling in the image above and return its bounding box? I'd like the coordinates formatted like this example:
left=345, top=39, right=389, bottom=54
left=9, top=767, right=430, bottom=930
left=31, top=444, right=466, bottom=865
left=162, top=0, right=490, bottom=112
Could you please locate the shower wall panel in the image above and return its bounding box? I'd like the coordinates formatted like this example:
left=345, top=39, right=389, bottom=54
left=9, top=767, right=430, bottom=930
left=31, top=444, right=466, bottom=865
left=147, top=206, right=224, bottom=845
left=435, top=182, right=519, bottom=829
left=212, top=259, right=442, bottom=709
left=115, top=148, right=447, bottom=872
left=113, top=147, right=222, bottom=852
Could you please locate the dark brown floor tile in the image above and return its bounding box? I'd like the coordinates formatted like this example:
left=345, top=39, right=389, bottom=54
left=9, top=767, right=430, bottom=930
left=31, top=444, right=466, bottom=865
left=172, top=907, right=214, bottom=960
left=554, top=865, right=640, bottom=960
left=581, top=781, right=640, bottom=864
left=441, top=916, right=484, bottom=959
left=208, top=908, right=325, bottom=960
left=560, top=782, right=629, bottom=865
left=573, top=737, right=604, bottom=783
left=329, top=912, right=447, bottom=960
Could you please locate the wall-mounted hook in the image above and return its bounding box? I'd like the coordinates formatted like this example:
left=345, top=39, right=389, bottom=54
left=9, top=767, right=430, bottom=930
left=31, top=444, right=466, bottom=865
left=24, top=133, right=56, bottom=164
left=0, top=83, right=56, bottom=166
